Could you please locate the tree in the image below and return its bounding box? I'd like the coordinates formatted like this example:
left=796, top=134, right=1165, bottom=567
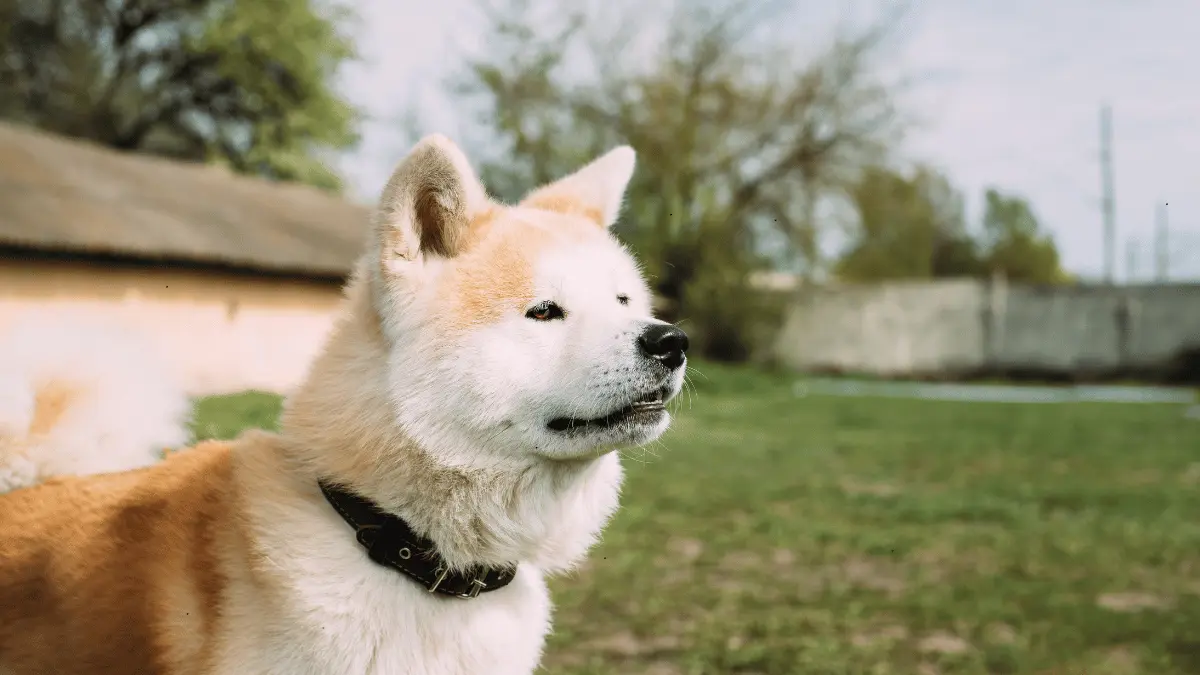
left=448, top=0, right=907, bottom=359
left=0, top=0, right=360, bottom=191
left=835, top=165, right=984, bottom=281
left=835, top=173, right=1069, bottom=285
left=978, top=188, right=1068, bottom=284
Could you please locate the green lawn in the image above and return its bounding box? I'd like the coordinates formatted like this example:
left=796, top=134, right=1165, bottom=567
left=193, top=364, right=1200, bottom=675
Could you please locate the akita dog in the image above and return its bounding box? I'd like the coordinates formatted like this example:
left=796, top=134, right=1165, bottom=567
left=0, top=313, right=190, bottom=494
left=0, top=135, right=689, bottom=674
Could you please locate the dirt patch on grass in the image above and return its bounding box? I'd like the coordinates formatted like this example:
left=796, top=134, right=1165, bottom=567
left=719, top=552, right=912, bottom=600
left=1096, top=592, right=1174, bottom=613
left=718, top=550, right=763, bottom=572
left=654, top=537, right=706, bottom=583
left=1095, top=646, right=1141, bottom=675
left=583, top=630, right=683, bottom=657
left=839, top=479, right=902, bottom=497
left=911, top=541, right=1001, bottom=582
left=771, top=548, right=796, bottom=567
left=839, top=557, right=908, bottom=596
left=667, top=537, right=705, bottom=562
left=851, top=624, right=909, bottom=649
left=787, top=556, right=912, bottom=600
left=1181, top=463, right=1200, bottom=486
left=917, top=632, right=973, bottom=655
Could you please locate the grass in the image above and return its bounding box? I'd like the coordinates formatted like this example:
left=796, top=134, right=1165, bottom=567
left=194, top=362, right=1200, bottom=674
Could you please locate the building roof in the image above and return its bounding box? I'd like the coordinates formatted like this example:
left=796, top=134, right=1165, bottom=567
left=0, top=121, right=372, bottom=278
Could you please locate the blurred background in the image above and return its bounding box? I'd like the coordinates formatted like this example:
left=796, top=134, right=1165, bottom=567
left=2, top=0, right=1199, bottom=673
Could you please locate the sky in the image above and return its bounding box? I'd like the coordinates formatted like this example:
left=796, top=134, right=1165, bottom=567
left=333, top=0, right=1200, bottom=282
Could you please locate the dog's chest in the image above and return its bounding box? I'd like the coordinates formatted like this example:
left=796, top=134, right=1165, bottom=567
left=215, top=564, right=552, bottom=675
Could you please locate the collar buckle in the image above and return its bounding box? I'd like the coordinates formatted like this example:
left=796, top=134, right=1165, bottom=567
left=467, top=577, right=488, bottom=598
left=428, top=566, right=450, bottom=593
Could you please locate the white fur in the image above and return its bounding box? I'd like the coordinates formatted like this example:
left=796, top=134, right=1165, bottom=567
left=212, top=437, right=595, bottom=675
left=441, top=216, right=677, bottom=461
left=0, top=311, right=191, bottom=493
left=250, top=138, right=685, bottom=674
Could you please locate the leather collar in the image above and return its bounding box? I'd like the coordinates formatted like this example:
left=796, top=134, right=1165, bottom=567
left=318, top=480, right=517, bottom=599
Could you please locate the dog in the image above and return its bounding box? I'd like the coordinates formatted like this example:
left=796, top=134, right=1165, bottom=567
left=0, top=312, right=191, bottom=494
left=0, top=135, right=689, bottom=674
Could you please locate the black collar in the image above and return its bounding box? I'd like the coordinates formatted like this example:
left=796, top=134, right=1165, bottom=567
left=317, top=480, right=517, bottom=599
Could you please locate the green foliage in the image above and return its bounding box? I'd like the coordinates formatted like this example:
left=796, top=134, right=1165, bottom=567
left=0, top=0, right=360, bottom=191
left=837, top=165, right=985, bottom=281
left=836, top=167, right=1069, bottom=284
left=195, top=368, right=1200, bottom=674
left=980, top=188, right=1071, bottom=284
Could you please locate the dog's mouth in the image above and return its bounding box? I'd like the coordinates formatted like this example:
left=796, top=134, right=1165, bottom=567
left=547, top=389, right=667, bottom=433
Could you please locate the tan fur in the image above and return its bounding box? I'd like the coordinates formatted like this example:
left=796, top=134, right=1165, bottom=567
left=441, top=210, right=538, bottom=331
left=28, top=381, right=77, bottom=436
left=0, top=442, right=234, bottom=674
left=439, top=208, right=597, bottom=333
left=520, top=194, right=605, bottom=226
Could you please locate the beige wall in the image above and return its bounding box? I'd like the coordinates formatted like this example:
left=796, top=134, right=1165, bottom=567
left=773, top=280, right=987, bottom=376
left=773, top=279, right=1200, bottom=380
left=0, top=258, right=345, bottom=395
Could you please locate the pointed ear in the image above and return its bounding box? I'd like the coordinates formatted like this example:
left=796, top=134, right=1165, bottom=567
left=520, top=146, right=636, bottom=227
left=374, top=134, right=490, bottom=271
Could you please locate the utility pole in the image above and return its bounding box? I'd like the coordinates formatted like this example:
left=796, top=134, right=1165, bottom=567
left=1125, top=237, right=1139, bottom=284
left=1099, top=104, right=1116, bottom=284
left=1154, top=202, right=1169, bottom=281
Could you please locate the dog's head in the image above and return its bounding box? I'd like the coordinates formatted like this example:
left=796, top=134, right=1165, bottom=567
left=366, top=135, right=687, bottom=461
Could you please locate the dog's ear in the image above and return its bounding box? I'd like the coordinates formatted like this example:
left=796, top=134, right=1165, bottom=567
left=374, top=134, right=490, bottom=272
left=520, top=146, right=636, bottom=228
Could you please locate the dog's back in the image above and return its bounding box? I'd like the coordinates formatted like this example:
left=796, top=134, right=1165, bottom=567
left=0, top=313, right=190, bottom=493
left=0, top=440, right=235, bottom=673
left=0, top=314, right=203, bottom=670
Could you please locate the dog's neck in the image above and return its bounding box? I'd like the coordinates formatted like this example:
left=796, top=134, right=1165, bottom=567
left=277, top=268, right=623, bottom=573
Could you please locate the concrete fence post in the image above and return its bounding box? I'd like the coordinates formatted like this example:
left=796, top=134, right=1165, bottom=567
left=984, top=271, right=1008, bottom=371
left=1115, top=291, right=1138, bottom=373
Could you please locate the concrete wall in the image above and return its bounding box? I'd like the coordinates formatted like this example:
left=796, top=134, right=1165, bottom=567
left=773, top=278, right=1200, bottom=380
left=0, top=258, right=344, bottom=395
left=773, top=280, right=987, bottom=376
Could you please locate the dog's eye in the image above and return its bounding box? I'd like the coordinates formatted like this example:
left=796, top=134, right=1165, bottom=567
left=616, top=294, right=630, bottom=306
left=525, top=301, right=565, bottom=321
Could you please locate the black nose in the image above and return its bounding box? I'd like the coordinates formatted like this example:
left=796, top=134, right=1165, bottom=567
left=637, top=323, right=689, bottom=370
